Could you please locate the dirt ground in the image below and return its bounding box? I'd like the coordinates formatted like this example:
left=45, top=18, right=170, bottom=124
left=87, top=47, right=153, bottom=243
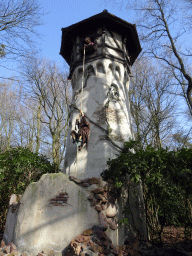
left=0, top=226, right=192, bottom=255
left=151, top=226, right=192, bottom=252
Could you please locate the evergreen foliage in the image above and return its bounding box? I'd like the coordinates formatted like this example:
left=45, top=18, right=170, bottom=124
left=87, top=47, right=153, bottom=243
left=0, top=147, right=59, bottom=231
left=101, top=140, right=192, bottom=241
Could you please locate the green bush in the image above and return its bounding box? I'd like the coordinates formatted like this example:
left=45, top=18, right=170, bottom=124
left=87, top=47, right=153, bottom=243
left=0, top=147, right=59, bottom=231
left=101, top=140, right=192, bottom=242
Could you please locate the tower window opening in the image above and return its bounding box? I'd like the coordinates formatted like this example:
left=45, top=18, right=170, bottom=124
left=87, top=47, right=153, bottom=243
left=80, top=36, right=96, bottom=55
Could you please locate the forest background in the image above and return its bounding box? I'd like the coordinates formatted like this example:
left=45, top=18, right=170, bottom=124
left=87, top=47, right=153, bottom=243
left=0, top=0, right=192, bottom=243
left=1, top=0, right=192, bottom=168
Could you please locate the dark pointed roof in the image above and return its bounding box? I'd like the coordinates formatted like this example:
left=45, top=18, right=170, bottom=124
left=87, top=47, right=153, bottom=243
left=60, top=10, right=141, bottom=66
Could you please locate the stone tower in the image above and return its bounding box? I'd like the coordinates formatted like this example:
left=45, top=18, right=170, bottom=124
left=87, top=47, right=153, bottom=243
left=3, top=11, right=147, bottom=255
left=60, top=10, right=141, bottom=179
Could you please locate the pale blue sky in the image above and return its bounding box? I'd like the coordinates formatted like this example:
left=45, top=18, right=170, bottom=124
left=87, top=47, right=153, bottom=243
left=1, top=0, right=191, bottom=140
left=38, top=0, right=134, bottom=69
left=0, top=0, right=136, bottom=78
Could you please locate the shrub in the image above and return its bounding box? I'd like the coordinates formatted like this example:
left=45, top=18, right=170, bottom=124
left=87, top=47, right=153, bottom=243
left=101, top=140, right=192, bottom=241
left=0, top=147, right=59, bottom=231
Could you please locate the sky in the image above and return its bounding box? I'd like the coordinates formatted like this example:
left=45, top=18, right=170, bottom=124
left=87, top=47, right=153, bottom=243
left=0, top=0, right=136, bottom=79
left=1, top=0, right=192, bottom=140
left=38, top=0, right=134, bottom=69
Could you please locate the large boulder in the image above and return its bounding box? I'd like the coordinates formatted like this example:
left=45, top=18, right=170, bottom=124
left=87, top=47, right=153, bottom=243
left=5, top=173, right=98, bottom=255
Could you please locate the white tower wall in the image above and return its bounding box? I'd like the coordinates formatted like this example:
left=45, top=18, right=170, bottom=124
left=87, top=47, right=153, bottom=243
left=64, top=59, right=133, bottom=179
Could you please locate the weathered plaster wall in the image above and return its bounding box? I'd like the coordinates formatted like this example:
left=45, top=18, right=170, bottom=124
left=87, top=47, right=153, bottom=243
left=4, top=174, right=147, bottom=255
left=64, top=59, right=132, bottom=179
left=11, top=174, right=99, bottom=255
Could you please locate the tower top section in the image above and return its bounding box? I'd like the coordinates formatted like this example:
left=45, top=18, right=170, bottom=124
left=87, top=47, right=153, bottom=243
left=60, top=10, right=141, bottom=78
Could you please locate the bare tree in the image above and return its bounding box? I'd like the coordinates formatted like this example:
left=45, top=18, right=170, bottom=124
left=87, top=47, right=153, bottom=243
left=0, top=0, right=42, bottom=77
left=0, top=82, right=20, bottom=150
left=22, top=58, right=71, bottom=166
left=130, top=57, right=176, bottom=148
left=14, top=97, right=41, bottom=151
left=128, top=0, right=192, bottom=113
left=172, top=130, right=192, bottom=149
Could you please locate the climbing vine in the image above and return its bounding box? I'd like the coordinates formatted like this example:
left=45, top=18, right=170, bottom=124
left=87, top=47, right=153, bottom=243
left=101, top=140, right=192, bottom=242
